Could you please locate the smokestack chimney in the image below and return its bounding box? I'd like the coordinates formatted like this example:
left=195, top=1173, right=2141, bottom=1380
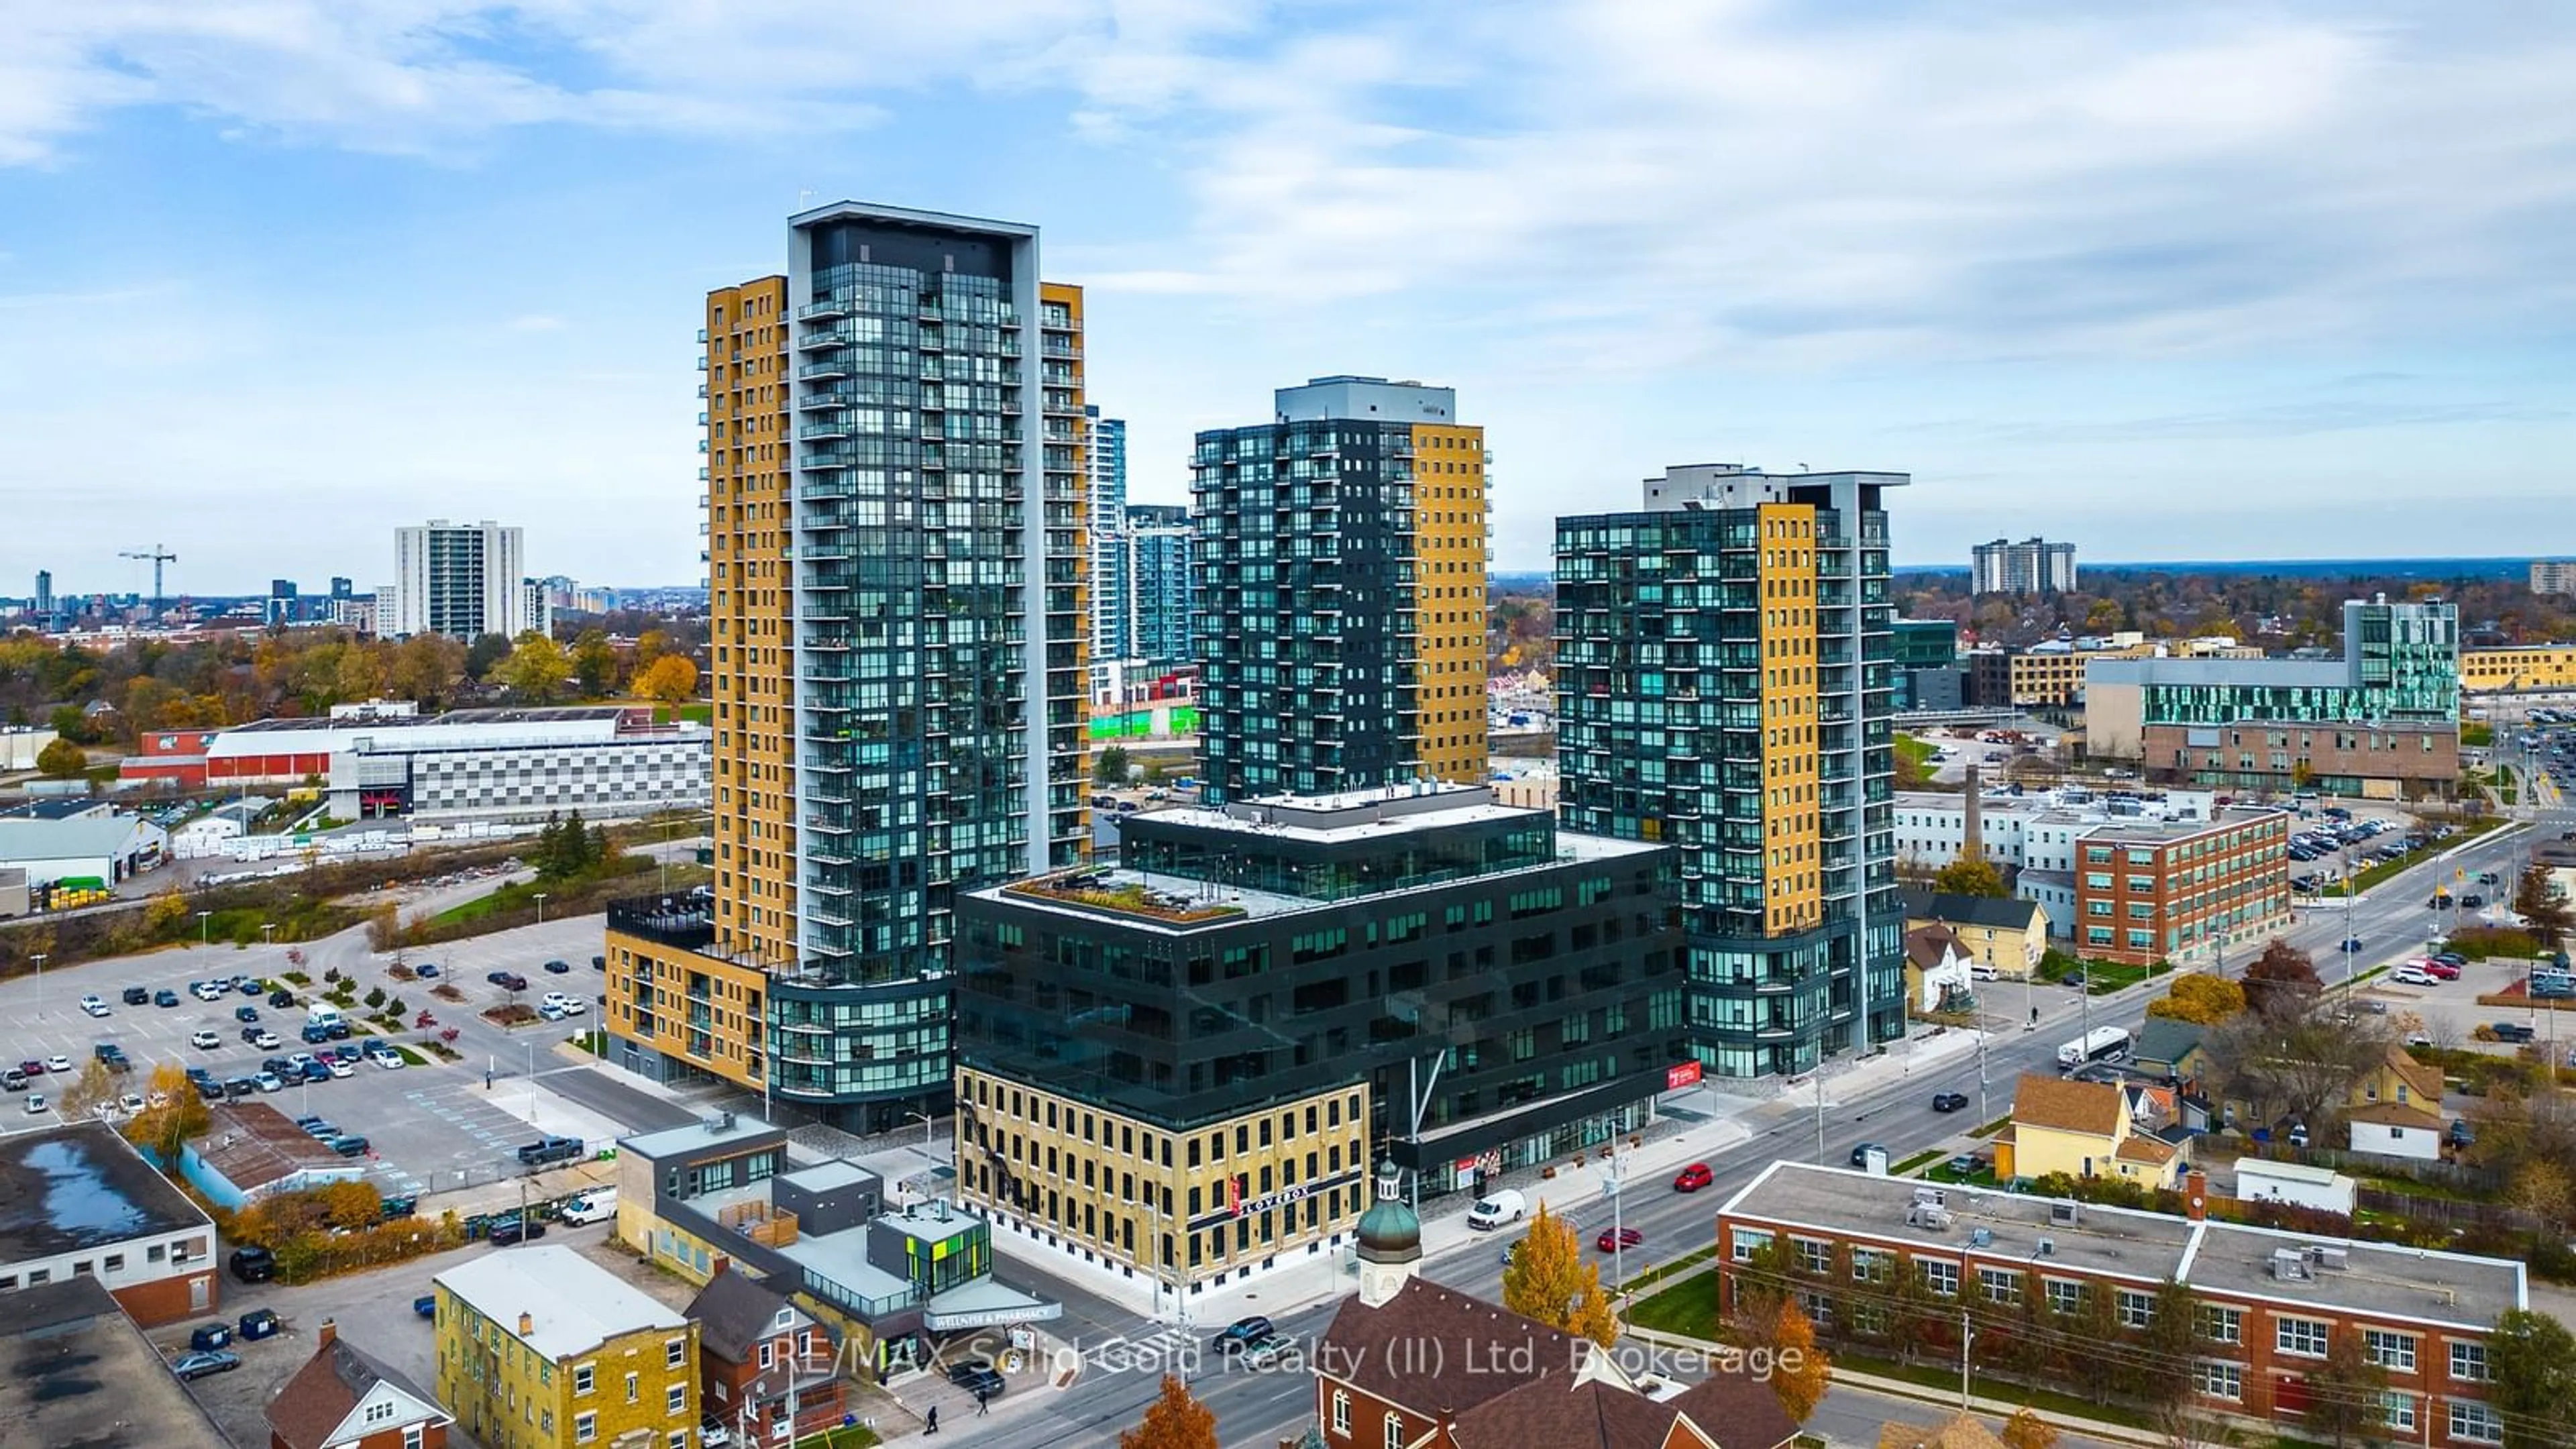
left=519, top=1312, right=535, bottom=1336
left=2186, top=1171, right=2208, bottom=1222
left=317, top=1319, right=336, bottom=1348
left=1962, top=761, right=1984, bottom=864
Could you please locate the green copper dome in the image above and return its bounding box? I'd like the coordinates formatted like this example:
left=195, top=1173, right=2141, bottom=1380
left=1354, top=1159, right=1419, bottom=1258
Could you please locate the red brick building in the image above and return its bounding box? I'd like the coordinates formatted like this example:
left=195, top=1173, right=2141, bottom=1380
left=118, top=727, right=219, bottom=791
left=0, top=1121, right=218, bottom=1327
left=2071, top=808, right=2289, bottom=965
left=266, top=1318, right=452, bottom=1449
left=686, top=1265, right=843, bottom=1445
left=1715, top=1163, right=2524, bottom=1447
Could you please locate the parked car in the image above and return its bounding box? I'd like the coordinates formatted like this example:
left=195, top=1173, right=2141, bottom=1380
left=416, top=963, right=439, bottom=978
left=252, top=1073, right=284, bottom=1093
left=1849, top=1141, right=1890, bottom=1167
left=516, top=1135, right=586, bottom=1167
left=2391, top=965, right=2438, bottom=985
left=1931, top=1091, right=1970, bottom=1113
left=120, top=986, right=150, bottom=1006
left=172, top=1350, right=241, bottom=1381
left=1672, top=1162, right=1715, bottom=1192
left=1595, top=1226, right=1644, bottom=1252
left=23, top=1093, right=48, bottom=1114
left=155, top=988, right=181, bottom=1008
left=486, top=1214, right=543, bottom=1245
left=268, top=988, right=294, bottom=1008
left=2426, top=961, right=2463, bottom=981
left=327, top=1134, right=371, bottom=1157
left=44, top=1054, right=71, bottom=1074
left=2492, top=1022, right=2537, bottom=1043
left=228, top=1245, right=275, bottom=1283
left=542, top=959, right=572, bottom=974
left=78, top=995, right=109, bottom=1017
left=223, top=1077, right=257, bottom=1099
left=234, top=1005, right=260, bottom=1022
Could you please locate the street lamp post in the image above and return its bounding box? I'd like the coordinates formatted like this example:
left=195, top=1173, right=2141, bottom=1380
left=904, top=1110, right=937, bottom=1152
left=260, top=923, right=276, bottom=951
left=197, top=910, right=213, bottom=947
left=533, top=893, right=549, bottom=926
left=30, top=953, right=46, bottom=1010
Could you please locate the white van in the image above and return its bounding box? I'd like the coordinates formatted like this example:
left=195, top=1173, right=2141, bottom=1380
left=306, top=1005, right=343, bottom=1028
left=1466, top=1189, right=1527, bottom=1231
left=560, top=1189, right=617, bottom=1225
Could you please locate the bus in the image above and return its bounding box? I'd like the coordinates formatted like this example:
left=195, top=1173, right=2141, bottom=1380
left=2056, top=1026, right=2132, bottom=1070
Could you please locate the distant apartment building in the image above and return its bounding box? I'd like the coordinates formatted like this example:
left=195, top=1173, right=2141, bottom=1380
left=2087, top=598, right=2461, bottom=800
left=1716, top=1162, right=2525, bottom=1448
left=2530, top=560, right=2576, bottom=596
left=1893, top=618, right=1961, bottom=712
left=607, top=201, right=1089, bottom=1136
left=2459, top=644, right=2576, bottom=693
left=32, top=569, right=51, bottom=615
left=1557, top=464, right=1907, bottom=1078
left=1126, top=503, right=1195, bottom=676
left=386, top=520, right=529, bottom=640
left=1087, top=406, right=1133, bottom=686
left=1194, top=376, right=1487, bottom=804
left=1971, top=537, right=2078, bottom=596
left=953, top=783, right=1688, bottom=1283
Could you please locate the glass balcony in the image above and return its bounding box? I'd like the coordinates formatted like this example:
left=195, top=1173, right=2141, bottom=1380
left=797, top=297, right=851, bottom=322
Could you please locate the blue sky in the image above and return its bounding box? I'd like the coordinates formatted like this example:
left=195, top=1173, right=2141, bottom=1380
left=2, top=1, right=2571, bottom=596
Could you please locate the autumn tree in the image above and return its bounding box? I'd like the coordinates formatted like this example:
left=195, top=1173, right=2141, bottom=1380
left=2513, top=864, right=2571, bottom=952
left=1933, top=853, right=2008, bottom=899
left=571, top=628, right=619, bottom=698
left=1566, top=1271, right=1620, bottom=1348
left=1502, top=1201, right=1590, bottom=1329
left=2001, top=1407, right=2059, bottom=1449
left=1120, top=1374, right=1218, bottom=1449
left=2147, top=973, right=2245, bottom=1026
left=57, top=1059, right=117, bottom=1120
left=2304, top=1326, right=2389, bottom=1449
left=121, top=1063, right=210, bottom=1161
left=634, top=653, right=698, bottom=705
left=2239, top=938, right=2323, bottom=1020
left=494, top=631, right=573, bottom=702
left=36, top=737, right=87, bottom=777
left=2487, top=1309, right=2576, bottom=1449
left=634, top=629, right=673, bottom=669
left=2207, top=996, right=2393, bottom=1132
left=1727, top=1293, right=1831, bottom=1423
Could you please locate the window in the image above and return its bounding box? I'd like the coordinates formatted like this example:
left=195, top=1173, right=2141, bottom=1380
left=2364, top=1328, right=2416, bottom=1373
left=1731, top=1228, right=1772, bottom=1263
left=2380, top=1391, right=2417, bottom=1433
left=2277, top=1317, right=2330, bottom=1358
left=2193, top=1360, right=2242, bottom=1401
left=366, top=1401, right=396, bottom=1424
left=1332, top=1390, right=1350, bottom=1432
left=1794, top=1238, right=1831, bottom=1275
left=2116, top=1289, right=2154, bottom=1329
left=666, top=1383, right=687, bottom=1415
left=574, top=1364, right=594, bottom=1395
left=1980, top=1267, right=2022, bottom=1306
left=2450, top=1340, right=2489, bottom=1383
left=1852, top=1248, right=1892, bottom=1283
left=759, top=1341, right=773, bottom=1369
left=404, top=1427, right=424, bottom=1449
left=626, top=1371, right=639, bottom=1403
left=2200, top=1305, right=2241, bottom=1345
left=1919, top=1259, right=1959, bottom=1297
left=2449, top=1401, right=2504, bottom=1444
left=667, top=1338, right=688, bottom=1368
left=103, top=1254, right=123, bottom=1272
left=1384, top=1412, right=1405, bottom=1449
left=576, top=1411, right=598, bottom=1444
left=669, top=1434, right=689, bottom=1449
left=2044, top=1279, right=2082, bottom=1315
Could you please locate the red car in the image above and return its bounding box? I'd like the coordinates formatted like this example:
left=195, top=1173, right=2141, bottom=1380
left=1597, top=1227, right=1643, bottom=1252
left=1672, top=1163, right=1714, bottom=1192
left=2425, top=961, right=2463, bottom=981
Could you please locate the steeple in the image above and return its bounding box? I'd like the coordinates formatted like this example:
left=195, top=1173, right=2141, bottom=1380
left=1354, top=1158, right=1421, bottom=1307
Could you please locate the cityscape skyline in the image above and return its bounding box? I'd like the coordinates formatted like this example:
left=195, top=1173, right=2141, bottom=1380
left=4, top=5, right=2573, bottom=587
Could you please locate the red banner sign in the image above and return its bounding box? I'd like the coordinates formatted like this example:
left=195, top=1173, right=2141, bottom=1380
left=1666, top=1061, right=1703, bottom=1091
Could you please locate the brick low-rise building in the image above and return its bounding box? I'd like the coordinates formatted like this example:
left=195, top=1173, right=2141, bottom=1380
left=0, top=1121, right=219, bottom=1326
left=686, top=1266, right=843, bottom=1446
left=267, top=1318, right=452, bottom=1449
left=1715, top=1163, right=2526, bottom=1448
left=2070, top=808, right=2289, bottom=965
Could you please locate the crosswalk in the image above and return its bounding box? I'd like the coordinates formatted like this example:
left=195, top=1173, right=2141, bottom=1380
left=1077, top=1326, right=1202, bottom=1375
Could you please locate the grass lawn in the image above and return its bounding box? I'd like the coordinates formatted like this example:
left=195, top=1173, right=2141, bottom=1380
left=1969, top=1116, right=2011, bottom=1138
left=1625, top=1267, right=1721, bottom=1339
left=1892, top=1149, right=1942, bottom=1176
left=429, top=892, right=505, bottom=926
left=1925, top=1160, right=2000, bottom=1187
left=392, top=1045, right=429, bottom=1065
left=2322, top=816, right=2508, bottom=896
left=794, top=1427, right=881, bottom=1449
left=1622, top=1244, right=1717, bottom=1294
left=1838, top=1348, right=2153, bottom=1430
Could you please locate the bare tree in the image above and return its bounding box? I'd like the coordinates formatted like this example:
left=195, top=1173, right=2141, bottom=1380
left=2206, top=1000, right=2396, bottom=1135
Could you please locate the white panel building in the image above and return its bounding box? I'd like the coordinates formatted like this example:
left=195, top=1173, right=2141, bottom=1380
left=385, top=520, right=529, bottom=640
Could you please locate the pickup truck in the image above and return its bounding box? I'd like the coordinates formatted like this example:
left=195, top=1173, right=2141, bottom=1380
left=516, top=1135, right=585, bottom=1167
left=2491, top=1022, right=2537, bottom=1044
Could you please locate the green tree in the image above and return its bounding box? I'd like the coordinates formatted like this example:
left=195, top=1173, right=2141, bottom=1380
left=2304, top=1326, right=2390, bottom=1449
left=2487, top=1308, right=2576, bottom=1449
left=2131, top=1278, right=2201, bottom=1411
left=571, top=628, right=619, bottom=697
left=1932, top=853, right=2008, bottom=898
left=1094, top=744, right=1132, bottom=785
left=494, top=631, right=572, bottom=702
left=2147, top=973, right=2245, bottom=1025
left=47, top=703, right=93, bottom=744
left=35, top=737, right=88, bottom=777
left=2512, top=863, right=2571, bottom=952
left=463, top=631, right=514, bottom=680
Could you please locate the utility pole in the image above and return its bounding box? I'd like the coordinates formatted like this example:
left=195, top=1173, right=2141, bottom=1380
left=1607, top=1140, right=1627, bottom=1295
left=1814, top=1069, right=1827, bottom=1164
left=1976, top=1028, right=1990, bottom=1124
left=1960, top=1306, right=1975, bottom=1409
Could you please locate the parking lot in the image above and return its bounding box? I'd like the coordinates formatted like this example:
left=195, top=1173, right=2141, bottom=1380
left=0, top=915, right=638, bottom=1206
left=2361, top=956, right=2576, bottom=1064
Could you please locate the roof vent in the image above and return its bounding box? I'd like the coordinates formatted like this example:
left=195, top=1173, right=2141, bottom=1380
left=2306, top=1245, right=2350, bottom=1272
left=1968, top=1228, right=1993, bottom=1248
left=2036, top=1238, right=2055, bottom=1257
left=2049, top=1200, right=2081, bottom=1226
left=2271, top=1248, right=2312, bottom=1281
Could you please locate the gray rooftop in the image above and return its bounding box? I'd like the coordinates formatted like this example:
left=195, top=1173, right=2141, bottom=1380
left=2088, top=656, right=2352, bottom=690
left=779, top=1160, right=877, bottom=1193
left=433, top=1245, right=687, bottom=1359
left=0, top=1277, right=234, bottom=1447
left=1723, top=1163, right=2523, bottom=1329
left=0, top=1122, right=211, bottom=1263
left=620, top=1113, right=784, bottom=1161
left=0, top=815, right=153, bottom=863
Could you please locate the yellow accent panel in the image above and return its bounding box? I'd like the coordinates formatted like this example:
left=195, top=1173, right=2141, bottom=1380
left=1409, top=423, right=1489, bottom=785
left=1756, top=502, right=1822, bottom=935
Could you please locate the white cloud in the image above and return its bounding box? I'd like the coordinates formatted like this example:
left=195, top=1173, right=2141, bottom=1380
left=505, top=312, right=565, bottom=331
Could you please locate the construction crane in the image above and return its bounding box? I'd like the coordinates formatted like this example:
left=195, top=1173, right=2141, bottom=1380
left=119, top=544, right=177, bottom=619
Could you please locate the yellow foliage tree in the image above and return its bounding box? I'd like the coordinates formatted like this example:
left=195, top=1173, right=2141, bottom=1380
left=56, top=1059, right=117, bottom=1120
left=1730, top=1293, right=1831, bottom=1423
left=143, top=886, right=190, bottom=936
left=1501, top=1201, right=1585, bottom=1326
left=2146, top=972, right=2246, bottom=1026
left=121, top=1063, right=209, bottom=1162
left=1566, top=1271, right=1621, bottom=1348
left=635, top=653, right=700, bottom=705
left=1119, top=1374, right=1218, bottom=1449
left=2001, top=1406, right=2059, bottom=1449
left=1932, top=853, right=2008, bottom=899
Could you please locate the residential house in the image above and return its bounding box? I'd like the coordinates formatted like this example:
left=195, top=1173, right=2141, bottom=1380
left=268, top=1318, right=453, bottom=1449
left=2234, top=1161, right=2357, bottom=1217
left=2353, top=1046, right=2445, bottom=1118
left=1904, top=924, right=1978, bottom=1015
left=2345, top=1046, right=2447, bottom=1162
left=2131, top=1018, right=2212, bottom=1091
left=1879, top=1414, right=2010, bottom=1449
left=1902, top=891, right=2051, bottom=979
left=432, top=1245, right=699, bottom=1449
left=1994, top=1073, right=2184, bottom=1190
left=686, top=1266, right=843, bottom=1446
left=1717, top=1162, right=2526, bottom=1447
